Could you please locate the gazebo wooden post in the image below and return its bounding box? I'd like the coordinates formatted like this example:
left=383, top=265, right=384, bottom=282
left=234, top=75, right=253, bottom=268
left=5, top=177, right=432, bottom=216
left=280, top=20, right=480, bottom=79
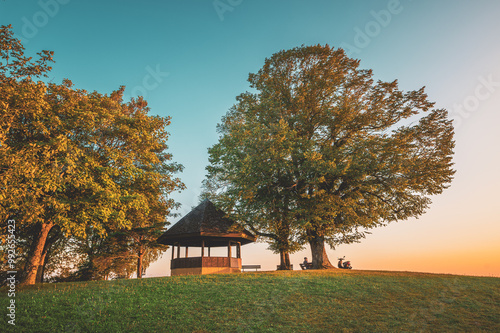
left=201, top=240, right=205, bottom=257
left=208, top=247, right=211, bottom=257
left=171, top=244, right=175, bottom=260
left=227, top=241, right=232, bottom=267
left=177, top=244, right=180, bottom=259
left=185, top=246, right=188, bottom=258
left=237, top=242, right=241, bottom=259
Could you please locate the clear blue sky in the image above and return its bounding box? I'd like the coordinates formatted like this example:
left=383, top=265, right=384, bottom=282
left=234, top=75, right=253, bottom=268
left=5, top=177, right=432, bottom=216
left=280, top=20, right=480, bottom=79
left=2, top=0, right=499, bottom=276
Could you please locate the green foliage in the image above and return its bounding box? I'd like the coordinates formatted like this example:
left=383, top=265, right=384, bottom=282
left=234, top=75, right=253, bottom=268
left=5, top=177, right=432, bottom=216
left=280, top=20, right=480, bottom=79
left=204, top=45, right=455, bottom=257
left=70, top=226, right=167, bottom=281
left=0, top=24, right=184, bottom=283
left=1, top=270, right=498, bottom=332
left=0, top=24, right=183, bottom=237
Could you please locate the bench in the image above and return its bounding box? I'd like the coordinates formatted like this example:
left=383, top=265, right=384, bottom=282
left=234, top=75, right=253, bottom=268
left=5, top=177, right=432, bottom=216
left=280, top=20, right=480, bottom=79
left=241, top=265, right=261, bottom=272
left=299, top=263, right=313, bottom=270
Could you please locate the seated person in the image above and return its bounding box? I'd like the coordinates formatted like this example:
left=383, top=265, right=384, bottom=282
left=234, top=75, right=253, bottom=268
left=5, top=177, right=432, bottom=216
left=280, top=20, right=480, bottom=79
left=303, top=257, right=312, bottom=269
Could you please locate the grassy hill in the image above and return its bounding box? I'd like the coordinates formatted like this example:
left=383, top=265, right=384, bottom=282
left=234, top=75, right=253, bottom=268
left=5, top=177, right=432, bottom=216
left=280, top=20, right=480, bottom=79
left=1, top=270, right=499, bottom=332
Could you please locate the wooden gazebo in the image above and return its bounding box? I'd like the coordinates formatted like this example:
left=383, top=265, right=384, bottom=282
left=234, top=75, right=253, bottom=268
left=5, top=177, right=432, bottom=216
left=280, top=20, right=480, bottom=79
left=157, top=199, right=256, bottom=276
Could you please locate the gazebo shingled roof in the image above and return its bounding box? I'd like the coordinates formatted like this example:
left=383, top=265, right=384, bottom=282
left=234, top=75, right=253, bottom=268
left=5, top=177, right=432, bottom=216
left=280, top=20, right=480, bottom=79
left=157, top=199, right=256, bottom=247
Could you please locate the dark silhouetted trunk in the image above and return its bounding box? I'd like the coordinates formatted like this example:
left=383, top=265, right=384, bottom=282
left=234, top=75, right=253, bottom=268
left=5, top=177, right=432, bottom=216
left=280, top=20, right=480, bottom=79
left=79, top=255, right=97, bottom=281
left=309, top=235, right=334, bottom=269
left=137, top=248, right=144, bottom=279
left=21, top=222, right=53, bottom=285
left=35, top=226, right=60, bottom=283
left=35, top=251, right=47, bottom=283
left=277, top=250, right=291, bottom=270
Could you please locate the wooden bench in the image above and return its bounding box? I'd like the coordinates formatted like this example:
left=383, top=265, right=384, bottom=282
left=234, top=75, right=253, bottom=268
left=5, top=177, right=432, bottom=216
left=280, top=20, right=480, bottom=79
left=299, top=263, right=313, bottom=270
left=241, top=265, right=261, bottom=272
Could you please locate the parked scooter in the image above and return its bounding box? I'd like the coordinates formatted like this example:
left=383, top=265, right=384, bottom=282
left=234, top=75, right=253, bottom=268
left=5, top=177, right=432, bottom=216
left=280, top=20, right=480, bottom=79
left=337, top=256, right=352, bottom=269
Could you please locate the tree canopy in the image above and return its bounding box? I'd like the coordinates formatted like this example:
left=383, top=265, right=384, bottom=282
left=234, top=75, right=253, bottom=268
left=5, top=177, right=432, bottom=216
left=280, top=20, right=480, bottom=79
left=204, top=45, right=455, bottom=269
left=0, top=25, right=184, bottom=284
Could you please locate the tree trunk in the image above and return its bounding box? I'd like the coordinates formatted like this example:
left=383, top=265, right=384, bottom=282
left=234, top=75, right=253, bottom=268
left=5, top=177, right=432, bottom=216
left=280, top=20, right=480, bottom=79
left=137, top=249, right=144, bottom=279
left=35, top=251, right=47, bottom=284
left=35, top=227, right=59, bottom=283
left=309, top=236, right=334, bottom=269
left=277, top=250, right=292, bottom=270
left=21, top=222, right=53, bottom=285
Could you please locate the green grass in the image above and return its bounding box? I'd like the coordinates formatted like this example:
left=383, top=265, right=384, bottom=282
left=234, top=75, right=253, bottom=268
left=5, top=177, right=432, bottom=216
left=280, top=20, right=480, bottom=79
left=1, top=270, right=499, bottom=332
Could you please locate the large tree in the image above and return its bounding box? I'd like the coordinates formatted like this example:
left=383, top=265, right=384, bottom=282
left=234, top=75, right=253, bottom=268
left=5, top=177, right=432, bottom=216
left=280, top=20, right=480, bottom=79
left=0, top=25, right=183, bottom=284
left=203, top=111, right=305, bottom=270
left=204, top=45, right=455, bottom=269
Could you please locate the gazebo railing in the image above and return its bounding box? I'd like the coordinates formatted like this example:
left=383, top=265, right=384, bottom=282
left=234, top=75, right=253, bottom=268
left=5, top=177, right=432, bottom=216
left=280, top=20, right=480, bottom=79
left=171, top=257, right=241, bottom=269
